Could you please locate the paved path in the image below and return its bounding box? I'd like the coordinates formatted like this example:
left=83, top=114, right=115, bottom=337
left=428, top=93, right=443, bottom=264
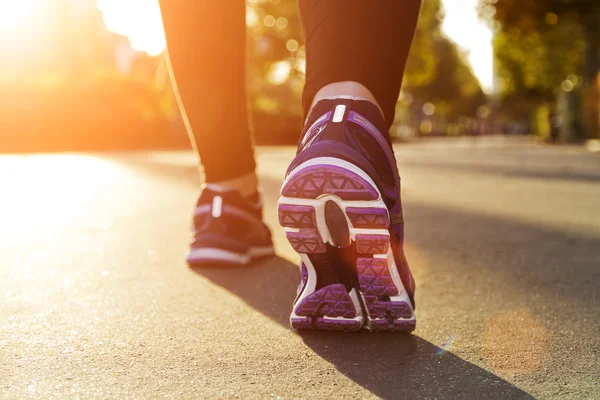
left=1, top=140, right=599, bottom=399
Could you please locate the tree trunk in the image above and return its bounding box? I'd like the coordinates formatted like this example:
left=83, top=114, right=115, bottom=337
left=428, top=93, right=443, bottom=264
left=582, top=18, right=600, bottom=138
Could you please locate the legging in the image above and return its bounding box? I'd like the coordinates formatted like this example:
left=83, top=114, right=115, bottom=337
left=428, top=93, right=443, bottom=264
left=159, top=0, right=422, bottom=183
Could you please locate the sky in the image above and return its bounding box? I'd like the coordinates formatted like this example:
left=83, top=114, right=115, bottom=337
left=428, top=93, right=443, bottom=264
left=96, top=0, right=166, bottom=57
left=441, top=0, right=494, bottom=92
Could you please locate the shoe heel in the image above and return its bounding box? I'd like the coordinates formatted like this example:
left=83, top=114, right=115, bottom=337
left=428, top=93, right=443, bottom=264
left=356, top=255, right=416, bottom=332
left=278, top=204, right=325, bottom=254
left=290, top=284, right=363, bottom=331
left=278, top=202, right=363, bottom=331
left=279, top=157, right=415, bottom=332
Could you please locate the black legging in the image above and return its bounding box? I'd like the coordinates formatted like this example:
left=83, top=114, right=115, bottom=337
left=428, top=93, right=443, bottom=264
left=159, top=0, right=422, bottom=183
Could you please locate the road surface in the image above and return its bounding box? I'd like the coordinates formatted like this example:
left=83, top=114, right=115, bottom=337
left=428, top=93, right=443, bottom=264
left=1, top=139, right=599, bottom=399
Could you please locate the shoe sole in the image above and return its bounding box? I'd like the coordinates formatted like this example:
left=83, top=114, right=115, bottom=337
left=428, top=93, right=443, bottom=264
left=278, top=157, right=416, bottom=332
left=187, top=245, right=275, bottom=266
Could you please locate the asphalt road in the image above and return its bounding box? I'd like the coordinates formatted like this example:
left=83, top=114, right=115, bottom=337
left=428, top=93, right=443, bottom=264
left=1, top=138, right=599, bottom=399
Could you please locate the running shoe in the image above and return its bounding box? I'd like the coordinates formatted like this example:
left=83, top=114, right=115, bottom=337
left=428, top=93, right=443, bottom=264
left=278, top=99, right=416, bottom=332
left=187, top=186, right=274, bottom=266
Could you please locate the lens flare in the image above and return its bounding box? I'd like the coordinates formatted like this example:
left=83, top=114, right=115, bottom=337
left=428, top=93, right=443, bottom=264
left=435, top=334, right=456, bottom=356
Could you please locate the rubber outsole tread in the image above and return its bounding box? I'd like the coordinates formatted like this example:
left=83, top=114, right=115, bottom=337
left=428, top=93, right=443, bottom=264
left=279, top=160, right=415, bottom=332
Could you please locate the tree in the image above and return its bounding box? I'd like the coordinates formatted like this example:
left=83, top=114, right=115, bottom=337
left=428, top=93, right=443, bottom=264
left=404, top=0, right=486, bottom=122
left=414, top=37, right=485, bottom=117
left=404, top=0, right=441, bottom=89
left=480, top=0, right=600, bottom=139
left=247, top=0, right=304, bottom=116
left=484, top=0, right=599, bottom=81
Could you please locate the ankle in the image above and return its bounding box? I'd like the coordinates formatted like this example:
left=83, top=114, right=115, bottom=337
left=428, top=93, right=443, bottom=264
left=302, top=97, right=393, bottom=148
left=309, top=81, right=383, bottom=116
left=205, top=171, right=259, bottom=200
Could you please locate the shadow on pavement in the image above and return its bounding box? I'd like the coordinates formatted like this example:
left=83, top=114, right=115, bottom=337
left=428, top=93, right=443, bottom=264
left=114, top=152, right=600, bottom=397
left=404, top=200, right=600, bottom=306
left=191, top=258, right=533, bottom=399
left=299, top=331, right=533, bottom=399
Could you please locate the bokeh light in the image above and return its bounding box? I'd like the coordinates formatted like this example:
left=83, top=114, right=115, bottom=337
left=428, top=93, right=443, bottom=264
left=482, top=310, right=549, bottom=376
left=442, top=0, right=494, bottom=92
left=268, top=60, right=291, bottom=85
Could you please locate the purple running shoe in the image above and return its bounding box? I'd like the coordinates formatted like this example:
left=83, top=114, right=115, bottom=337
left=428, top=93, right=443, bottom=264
left=187, top=186, right=274, bottom=266
left=278, top=99, right=416, bottom=332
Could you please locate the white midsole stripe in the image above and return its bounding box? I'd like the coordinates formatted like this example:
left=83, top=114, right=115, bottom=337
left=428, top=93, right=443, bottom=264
left=279, top=157, right=390, bottom=245
left=187, top=245, right=274, bottom=264
left=293, top=254, right=317, bottom=307
left=281, top=157, right=382, bottom=200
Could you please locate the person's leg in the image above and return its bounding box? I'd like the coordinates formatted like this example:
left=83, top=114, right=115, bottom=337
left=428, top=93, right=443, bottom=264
left=159, top=1, right=273, bottom=266
left=300, top=0, right=421, bottom=127
left=159, top=1, right=258, bottom=198
left=280, top=0, right=422, bottom=331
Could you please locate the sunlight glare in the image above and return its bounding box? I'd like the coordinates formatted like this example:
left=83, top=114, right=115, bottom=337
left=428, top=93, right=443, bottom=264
left=97, top=0, right=165, bottom=56
left=442, top=0, right=495, bottom=93
left=0, top=0, right=41, bottom=31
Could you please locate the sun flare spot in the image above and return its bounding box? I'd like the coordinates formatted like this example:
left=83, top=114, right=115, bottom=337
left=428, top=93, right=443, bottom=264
left=97, top=0, right=166, bottom=56
left=0, top=0, right=41, bottom=31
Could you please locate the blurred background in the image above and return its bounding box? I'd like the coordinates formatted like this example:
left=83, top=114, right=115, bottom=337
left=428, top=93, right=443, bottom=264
left=0, top=0, right=598, bottom=152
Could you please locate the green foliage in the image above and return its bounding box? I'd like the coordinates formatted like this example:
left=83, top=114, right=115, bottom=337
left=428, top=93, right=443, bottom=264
left=481, top=0, right=600, bottom=138
left=533, top=104, right=552, bottom=139
left=483, top=0, right=600, bottom=36
left=247, top=0, right=304, bottom=116
left=405, top=0, right=486, bottom=119
left=494, top=26, right=584, bottom=97
left=409, top=32, right=486, bottom=118
left=404, top=0, right=442, bottom=89
left=482, top=0, right=589, bottom=98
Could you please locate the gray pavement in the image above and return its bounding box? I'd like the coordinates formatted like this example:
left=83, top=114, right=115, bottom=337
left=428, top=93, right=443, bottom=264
left=1, top=140, right=599, bottom=399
